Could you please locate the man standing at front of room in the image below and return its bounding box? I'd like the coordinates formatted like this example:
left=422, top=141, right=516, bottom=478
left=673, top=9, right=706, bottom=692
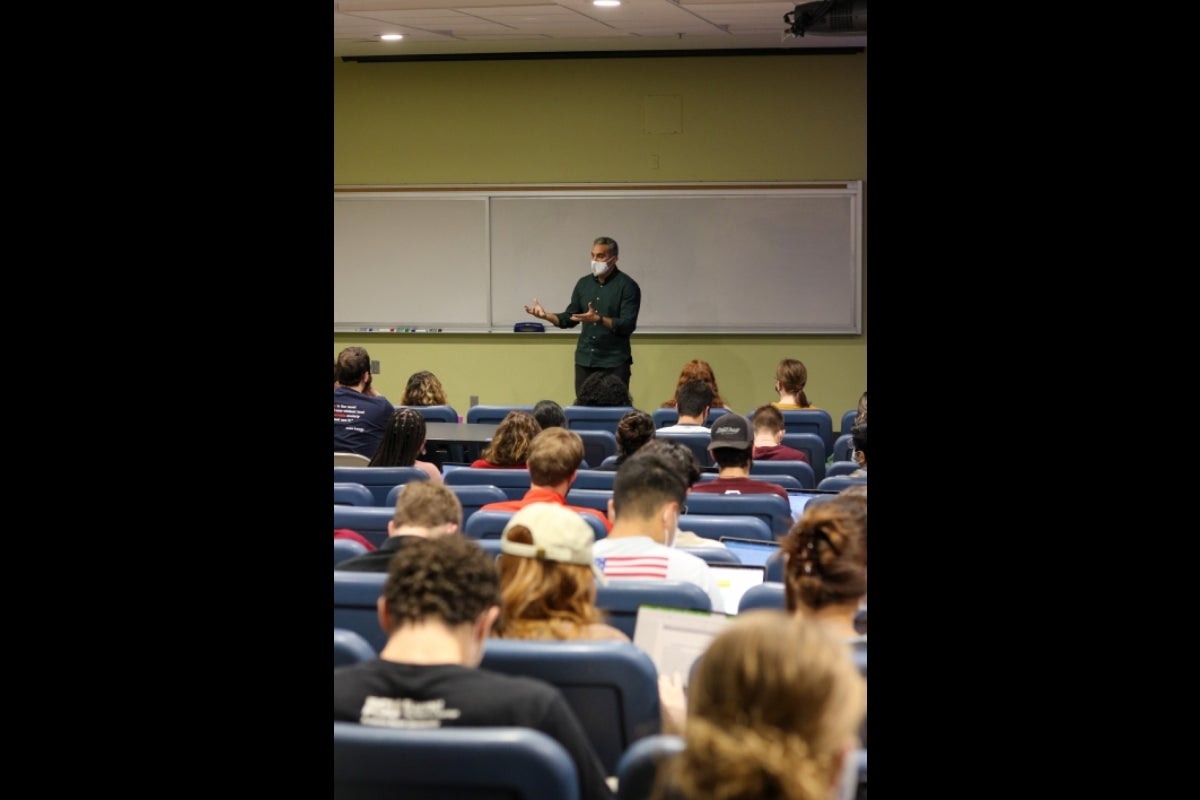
left=524, top=236, right=642, bottom=398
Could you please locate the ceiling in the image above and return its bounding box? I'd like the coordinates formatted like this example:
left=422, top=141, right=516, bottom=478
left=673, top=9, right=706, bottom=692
left=334, top=0, right=867, bottom=60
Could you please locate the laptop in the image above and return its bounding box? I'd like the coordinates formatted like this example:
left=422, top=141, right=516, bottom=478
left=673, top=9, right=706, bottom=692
left=718, top=537, right=779, bottom=568
left=707, top=563, right=766, bottom=614
left=787, top=489, right=841, bottom=520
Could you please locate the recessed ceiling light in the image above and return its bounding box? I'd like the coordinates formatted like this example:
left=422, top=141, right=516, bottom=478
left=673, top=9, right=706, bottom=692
left=380, top=33, right=404, bottom=42
left=593, top=0, right=621, bottom=6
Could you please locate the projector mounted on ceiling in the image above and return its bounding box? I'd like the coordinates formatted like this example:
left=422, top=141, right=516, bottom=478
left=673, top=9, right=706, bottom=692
left=784, top=0, right=867, bottom=37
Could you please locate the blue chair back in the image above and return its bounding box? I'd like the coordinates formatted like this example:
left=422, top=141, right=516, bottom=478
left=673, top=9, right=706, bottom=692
left=565, top=488, right=612, bottom=514
left=683, top=493, right=794, bottom=537
left=651, top=407, right=677, bottom=429
left=400, top=404, right=459, bottom=422
left=595, top=580, right=712, bottom=639
left=615, top=734, right=686, bottom=800
left=651, top=407, right=729, bottom=429
left=466, top=404, right=535, bottom=425
left=481, top=639, right=661, bottom=776
left=576, top=429, right=618, bottom=469
left=680, top=514, right=774, bottom=544
left=333, top=466, right=430, bottom=505
left=334, top=482, right=376, bottom=506
left=564, top=405, right=635, bottom=433
left=776, top=409, right=835, bottom=453
left=334, top=538, right=369, bottom=568
left=333, top=506, right=396, bottom=548
left=466, top=508, right=607, bottom=542
left=678, top=546, right=742, bottom=565
left=334, top=627, right=376, bottom=667
left=333, top=569, right=388, bottom=652
left=779, top=433, right=827, bottom=482
left=817, top=475, right=868, bottom=491
left=833, top=433, right=854, bottom=462
left=386, top=483, right=507, bottom=524
left=825, top=460, right=862, bottom=478
left=655, top=431, right=713, bottom=467
left=333, top=722, right=581, bottom=800
left=571, top=469, right=617, bottom=490
left=444, top=467, right=532, bottom=500
left=751, top=459, right=816, bottom=490
left=698, top=471, right=805, bottom=491
left=841, top=409, right=858, bottom=438
left=599, top=455, right=619, bottom=468
left=764, top=547, right=786, bottom=581
left=737, top=581, right=786, bottom=612
left=464, top=510, right=516, bottom=540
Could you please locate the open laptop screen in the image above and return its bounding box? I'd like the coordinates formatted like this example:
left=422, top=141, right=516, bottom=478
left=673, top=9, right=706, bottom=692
left=788, top=489, right=841, bottom=520
left=707, top=564, right=766, bottom=614
left=719, top=537, right=779, bottom=567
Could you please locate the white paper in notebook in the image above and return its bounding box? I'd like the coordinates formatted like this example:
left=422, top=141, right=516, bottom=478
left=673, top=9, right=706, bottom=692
left=633, top=605, right=731, bottom=689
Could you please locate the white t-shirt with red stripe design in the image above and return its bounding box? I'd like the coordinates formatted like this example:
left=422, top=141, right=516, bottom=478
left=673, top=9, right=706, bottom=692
left=592, top=535, right=726, bottom=613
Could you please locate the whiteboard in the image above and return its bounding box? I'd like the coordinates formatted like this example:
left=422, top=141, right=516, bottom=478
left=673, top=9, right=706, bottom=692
left=334, top=184, right=860, bottom=334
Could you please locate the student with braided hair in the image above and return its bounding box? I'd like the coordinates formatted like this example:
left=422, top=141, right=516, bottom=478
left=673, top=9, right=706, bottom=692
left=780, top=491, right=867, bottom=644
left=368, top=407, right=443, bottom=482
left=651, top=611, right=866, bottom=800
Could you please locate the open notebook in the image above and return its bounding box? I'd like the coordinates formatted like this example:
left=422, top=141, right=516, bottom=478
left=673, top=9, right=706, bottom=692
left=633, top=606, right=731, bottom=689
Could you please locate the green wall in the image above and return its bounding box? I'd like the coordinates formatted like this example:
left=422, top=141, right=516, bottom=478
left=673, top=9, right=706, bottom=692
left=334, top=52, right=866, bottom=423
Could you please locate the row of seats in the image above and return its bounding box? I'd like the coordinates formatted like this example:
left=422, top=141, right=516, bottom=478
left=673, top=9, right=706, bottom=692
left=333, top=722, right=866, bottom=800
left=334, top=462, right=835, bottom=504
left=404, top=404, right=856, bottom=474
left=454, top=404, right=858, bottom=452
left=336, top=619, right=861, bottom=780
left=336, top=569, right=712, bottom=647
left=333, top=491, right=792, bottom=547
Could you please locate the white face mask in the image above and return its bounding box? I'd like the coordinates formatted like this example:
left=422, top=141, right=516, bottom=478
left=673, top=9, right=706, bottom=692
left=590, top=259, right=610, bottom=277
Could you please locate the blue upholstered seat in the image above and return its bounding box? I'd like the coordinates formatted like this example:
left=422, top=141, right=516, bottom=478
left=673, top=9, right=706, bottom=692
left=481, top=638, right=661, bottom=776
left=333, top=466, right=430, bottom=505
left=333, top=722, right=580, bottom=800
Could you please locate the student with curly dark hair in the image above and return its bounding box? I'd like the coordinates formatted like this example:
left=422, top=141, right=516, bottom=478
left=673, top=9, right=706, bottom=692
left=334, top=535, right=615, bottom=800
left=594, top=409, right=655, bottom=471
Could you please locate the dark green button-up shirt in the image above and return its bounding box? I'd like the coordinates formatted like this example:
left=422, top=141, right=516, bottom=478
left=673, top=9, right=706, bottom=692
left=553, top=267, right=642, bottom=368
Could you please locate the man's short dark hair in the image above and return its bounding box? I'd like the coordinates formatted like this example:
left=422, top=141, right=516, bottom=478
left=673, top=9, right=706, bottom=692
left=382, top=536, right=499, bottom=629
left=533, top=399, right=566, bottom=429
left=850, top=422, right=867, bottom=458
left=613, top=451, right=688, bottom=519
left=675, top=380, right=714, bottom=418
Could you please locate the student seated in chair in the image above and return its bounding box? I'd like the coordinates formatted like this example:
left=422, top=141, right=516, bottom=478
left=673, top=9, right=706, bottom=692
left=749, top=404, right=810, bottom=463
left=592, top=450, right=724, bottom=612
left=480, top=427, right=612, bottom=533
left=334, top=535, right=615, bottom=800
left=335, top=482, right=463, bottom=572
left=847, top=421, right=867, bottom=478
left=333, top=346, right=395, bottom=458
left=689, top=413, right=789, bottom=502
left=655, top=380, right=713, bottom=435
left=493, top=503, right=628, bottom=642
left=652, top=611, right=865, bottom=800
left=469, top=410, right=541, bottom=469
